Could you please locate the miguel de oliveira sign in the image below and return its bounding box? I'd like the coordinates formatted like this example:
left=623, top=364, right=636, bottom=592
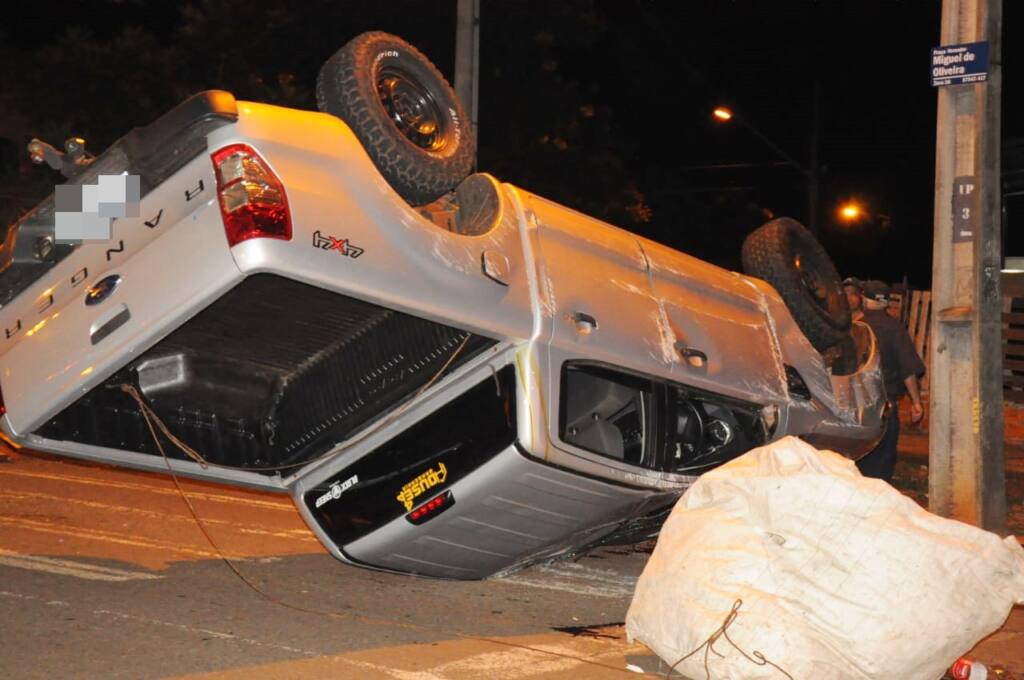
left=931, top=42, right=989, bottom=87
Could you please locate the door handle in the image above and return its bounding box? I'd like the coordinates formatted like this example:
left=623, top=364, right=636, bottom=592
left=674, top=341, right=707, bottom=368
left=571, top=311, right=597, bottom=334
left=90, top=303, right=131, bottom=345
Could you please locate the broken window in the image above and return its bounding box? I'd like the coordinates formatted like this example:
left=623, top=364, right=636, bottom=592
left=560, top=362, right=655, bottom=467
left=560, top=360, right=768, bottom=474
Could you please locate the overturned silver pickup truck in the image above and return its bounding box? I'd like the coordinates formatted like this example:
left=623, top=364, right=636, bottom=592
left=0, top=33, right=885, bottom=579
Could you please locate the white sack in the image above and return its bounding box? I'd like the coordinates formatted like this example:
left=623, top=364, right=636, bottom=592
left=625, top=436, right=1024, bottom=680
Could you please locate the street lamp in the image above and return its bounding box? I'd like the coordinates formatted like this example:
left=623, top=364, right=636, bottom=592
left=836, top=200, right=891, bottom=228
left=712, top=101, right=821, bottom=233
left=839, top=202, right=863, bottom=222
left=713, top=107, right=733, bottom=122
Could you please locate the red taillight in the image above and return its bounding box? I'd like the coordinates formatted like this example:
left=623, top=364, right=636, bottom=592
left=406, top=490, right=454, bottom=525
left=211, top=144, right=292, bottom=246
left=0, top=381, right=5, bottom=416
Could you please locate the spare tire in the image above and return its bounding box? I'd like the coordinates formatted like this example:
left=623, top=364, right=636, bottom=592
left=316, top=32, right=475, bottom=206
left=741, top=217, right=851, bottom=352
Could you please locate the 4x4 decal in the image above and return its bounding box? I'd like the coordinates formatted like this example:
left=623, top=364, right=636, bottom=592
left=313, top=230, right=364, bottom=259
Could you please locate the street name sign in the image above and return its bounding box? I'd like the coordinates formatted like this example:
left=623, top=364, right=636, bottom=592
left=931, top=42, right=989, bottom=87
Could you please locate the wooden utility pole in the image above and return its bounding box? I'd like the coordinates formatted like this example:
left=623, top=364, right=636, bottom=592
left=454, top=0, right=480, bottom=145
left=929, top=0, right=1006, bottom=530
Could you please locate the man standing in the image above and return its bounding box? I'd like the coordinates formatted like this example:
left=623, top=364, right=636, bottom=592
left=856, top=280, right=925, bottom=482
left=843, top=277, right=864, bottom=322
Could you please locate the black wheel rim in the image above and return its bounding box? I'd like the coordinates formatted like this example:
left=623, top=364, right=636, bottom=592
left=376, top=66, right=447, bottom=152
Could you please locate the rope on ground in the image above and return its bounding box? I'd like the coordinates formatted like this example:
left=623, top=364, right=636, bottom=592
left=141, top=424, right=651, bottom=677
left=126, top=336, right=653, bottom=677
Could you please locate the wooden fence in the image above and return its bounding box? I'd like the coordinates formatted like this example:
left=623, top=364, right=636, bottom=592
left=1004, top=300, right=1024, bottom=404
left=896, top=290, right=1024, bottom=403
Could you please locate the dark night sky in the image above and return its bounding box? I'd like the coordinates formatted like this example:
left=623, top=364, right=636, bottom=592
left=1, top=1, right=1020, bottom=288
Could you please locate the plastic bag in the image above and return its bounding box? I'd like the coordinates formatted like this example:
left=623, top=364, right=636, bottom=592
left=625, top=436, right=1024, bottom=680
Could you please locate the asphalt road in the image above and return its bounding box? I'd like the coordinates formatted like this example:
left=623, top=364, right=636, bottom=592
left=4, top=446, right=1022, bottom=679
left=0, top=451, right=662, bottom=679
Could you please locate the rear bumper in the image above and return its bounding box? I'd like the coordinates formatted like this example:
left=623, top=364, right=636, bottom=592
left=296, top=442, right=673, bottom=580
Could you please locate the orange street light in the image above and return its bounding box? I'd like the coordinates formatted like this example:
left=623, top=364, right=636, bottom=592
left=839, top=202, right=863, bottom=222
left=712, top=107, right=733, bottom=122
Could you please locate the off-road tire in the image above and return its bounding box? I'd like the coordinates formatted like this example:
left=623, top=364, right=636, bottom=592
left=742, top=217, right=851, bottom=352
left=316, top=32, right=475, bottom=206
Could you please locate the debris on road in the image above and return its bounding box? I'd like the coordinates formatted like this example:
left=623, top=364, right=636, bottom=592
left=626, top=436, right=1024, bottom=680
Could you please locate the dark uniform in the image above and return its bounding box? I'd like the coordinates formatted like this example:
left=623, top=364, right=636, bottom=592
left=856, top=308, right=926, bottom=481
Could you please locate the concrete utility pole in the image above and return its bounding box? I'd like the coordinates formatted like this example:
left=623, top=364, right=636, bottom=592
left=929, top=0, right=1006, bottom=530
left=454, top=0, right=480, bottom=146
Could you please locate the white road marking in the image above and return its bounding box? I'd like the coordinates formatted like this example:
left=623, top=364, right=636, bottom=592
left=0, top=468, right=294, bottom=510
left=1, top=590, right=317, bottom=657
left=0, top=549, right=163, bottom=582
left=0, top=489, right=317, bottom=542
left=341, top=640, right=641, bottom=680
left=93, top=608, right=318, bottom=656
left=499, top=578, right=632, bottom=599
left=428, top=643, right=599, bottom=678
left=0, top=589, right=34, bottom=600
left=501, top=562, right=638, bottom=599
left=0, top=515, right=229, bottom=559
